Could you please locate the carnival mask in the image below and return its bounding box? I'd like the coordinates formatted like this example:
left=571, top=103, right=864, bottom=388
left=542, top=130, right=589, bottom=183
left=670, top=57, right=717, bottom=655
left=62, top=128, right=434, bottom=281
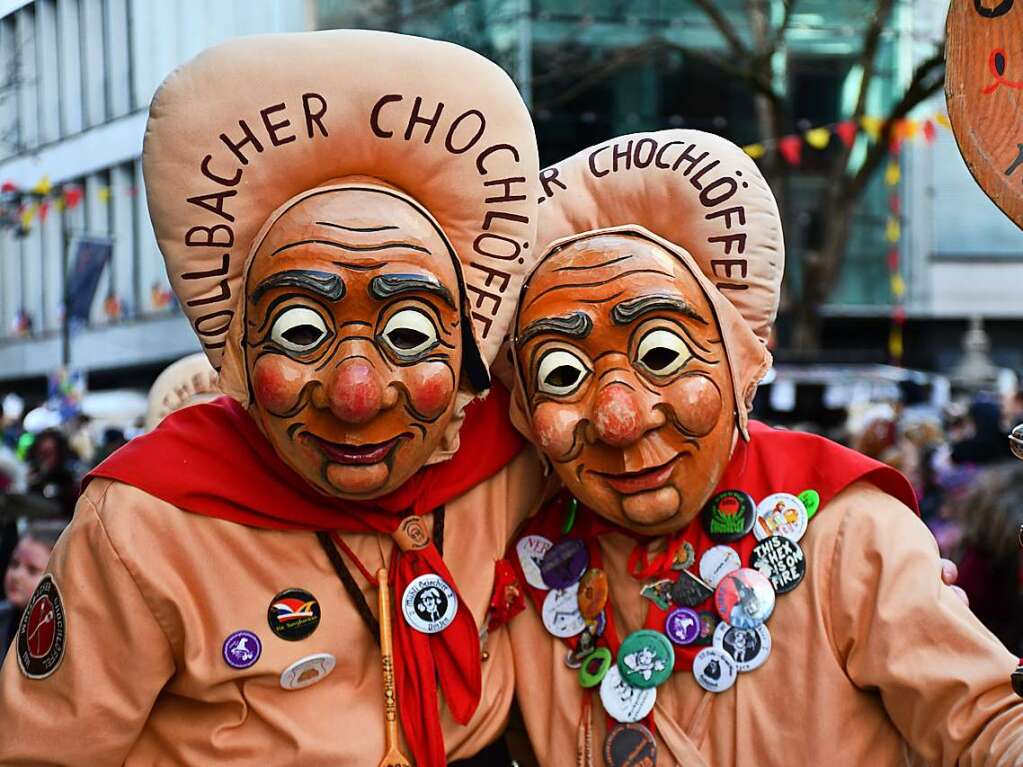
left=946, top=0, right=1023, bottom=226
left=515, top=233, right=736, bottom=534
left=244, top=186, right=481, bottom=499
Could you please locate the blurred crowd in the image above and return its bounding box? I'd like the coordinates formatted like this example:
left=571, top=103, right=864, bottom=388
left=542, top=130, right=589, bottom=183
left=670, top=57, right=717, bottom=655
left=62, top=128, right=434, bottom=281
left=0, top=368, right=1020, bottom=658
left=840, top=390, right=1023, bottom=655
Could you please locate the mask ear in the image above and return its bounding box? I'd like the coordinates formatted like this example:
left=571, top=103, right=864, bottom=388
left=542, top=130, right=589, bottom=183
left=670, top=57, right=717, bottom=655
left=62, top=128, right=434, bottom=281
left=460, top=313, right=491, bottom=393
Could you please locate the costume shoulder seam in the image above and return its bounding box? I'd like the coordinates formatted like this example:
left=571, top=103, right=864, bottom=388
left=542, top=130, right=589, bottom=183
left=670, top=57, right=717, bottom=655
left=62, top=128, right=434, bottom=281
left=80, top=493, right=177, bottom=651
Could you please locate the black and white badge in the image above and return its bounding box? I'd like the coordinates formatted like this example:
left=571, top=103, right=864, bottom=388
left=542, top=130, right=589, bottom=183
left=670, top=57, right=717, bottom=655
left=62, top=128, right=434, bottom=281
left=712, top=622, right=772, bottom=672
left=750, top=536, right=806, bottom=594
left=692, top=646, right=738, bottom=693
left=401, top=574, right=458, bottom=633
left=542, top=583, right=587, bottom=638
left=599, top=664, right=657, bottom=723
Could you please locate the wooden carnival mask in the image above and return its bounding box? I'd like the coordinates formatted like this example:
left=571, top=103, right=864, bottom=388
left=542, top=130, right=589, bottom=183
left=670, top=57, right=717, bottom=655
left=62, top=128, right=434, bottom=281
left=512, top=130, right=784, bottom=533
left=947, top=0, right=1023, bottom=226
left=142, top=31, right=538, bottom=499
left=243, top=185, right=474, bottom=497
left=515, top=232, right=736, bottom=532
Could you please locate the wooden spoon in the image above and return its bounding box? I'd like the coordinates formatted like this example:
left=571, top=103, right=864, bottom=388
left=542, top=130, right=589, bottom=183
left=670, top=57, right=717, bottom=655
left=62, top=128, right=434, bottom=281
left=377, top=568, right=412, bottom=767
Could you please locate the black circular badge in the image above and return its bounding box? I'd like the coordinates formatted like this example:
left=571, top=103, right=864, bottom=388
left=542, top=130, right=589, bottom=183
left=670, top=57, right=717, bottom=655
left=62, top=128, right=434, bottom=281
left=701, top=490, right=756, bottom=543
left=267, top=588, right=321, bottom=641
left=750, top=536, right=806, bottom=594
left=604, top=722, right=657, bottom=767
left=17, top=574, right=67, bottom=679
left=671, top=569, right=714, bottom=608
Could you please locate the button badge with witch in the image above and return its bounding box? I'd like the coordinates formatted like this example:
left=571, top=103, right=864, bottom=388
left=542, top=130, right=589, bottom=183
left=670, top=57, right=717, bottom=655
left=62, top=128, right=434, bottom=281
left=402, top=574, right=458, bottom=633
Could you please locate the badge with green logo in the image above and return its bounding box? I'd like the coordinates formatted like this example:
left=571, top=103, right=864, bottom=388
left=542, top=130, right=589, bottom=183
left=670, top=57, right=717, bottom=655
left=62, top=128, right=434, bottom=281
left=617, top=630, right=674, bottom=689
left=701, top=490, right=756, bottom=543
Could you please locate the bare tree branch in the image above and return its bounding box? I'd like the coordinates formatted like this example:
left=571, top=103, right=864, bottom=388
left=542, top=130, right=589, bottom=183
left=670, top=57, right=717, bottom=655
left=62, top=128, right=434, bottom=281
left=770, top=0, right=799, bottom=52
left=692, top=0, right=750, bottom=58
left=847, top=44, right=946, bottom=199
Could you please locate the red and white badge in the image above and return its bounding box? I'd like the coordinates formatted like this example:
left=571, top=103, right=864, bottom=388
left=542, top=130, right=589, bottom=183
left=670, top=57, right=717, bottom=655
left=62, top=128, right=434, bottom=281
left=17, top=574, right=67, bottom=679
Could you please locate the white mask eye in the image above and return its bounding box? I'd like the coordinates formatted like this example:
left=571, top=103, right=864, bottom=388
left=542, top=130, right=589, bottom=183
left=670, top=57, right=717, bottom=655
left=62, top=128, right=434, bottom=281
left=635, top=329, right=692, bottom=376
left=270, top=307, right=329, bottom=353
left=380, top=308, right=439, bottom=358
left=536, top=349, right=590, bottom=396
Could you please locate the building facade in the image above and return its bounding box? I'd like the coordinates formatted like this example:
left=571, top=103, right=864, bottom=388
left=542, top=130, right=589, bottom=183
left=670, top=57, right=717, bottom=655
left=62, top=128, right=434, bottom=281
left=0, top=0, right=1019, bottom=397
left=0, top=0, right=310, bottom=392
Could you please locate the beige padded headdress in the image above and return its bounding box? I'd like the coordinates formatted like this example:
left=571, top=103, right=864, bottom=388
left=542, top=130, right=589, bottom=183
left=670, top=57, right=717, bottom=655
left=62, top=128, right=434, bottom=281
left=143, top=30, right=539, bottom=405
left=521, top=129, right=785, bottom=436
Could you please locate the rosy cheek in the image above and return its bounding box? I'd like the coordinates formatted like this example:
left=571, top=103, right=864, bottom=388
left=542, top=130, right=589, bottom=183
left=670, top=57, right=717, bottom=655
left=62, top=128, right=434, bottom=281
left=252, top=356, right=309, bottom=415
left=406, top=363, right=456, bottom=418
left=532, top=402, right=582, bottom=459
left=665, top=374, right=724, bottom=437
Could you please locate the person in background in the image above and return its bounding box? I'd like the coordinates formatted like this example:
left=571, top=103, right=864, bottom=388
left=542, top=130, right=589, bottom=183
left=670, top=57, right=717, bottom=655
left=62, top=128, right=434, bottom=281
left=947, top=462, right=1023, bottom=654
left=0, top=519, right=68, bottom=648
left=25, top=429, right=79, bottom=518
left=951, top=399, right=1009, bottom=467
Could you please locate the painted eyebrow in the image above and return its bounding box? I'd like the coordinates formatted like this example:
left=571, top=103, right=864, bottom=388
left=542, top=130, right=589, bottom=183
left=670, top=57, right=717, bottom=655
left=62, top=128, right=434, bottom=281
left=610, top=295, right=708, bottom=326
left=368, top=273, right=455, bottom=309
left=251, top=269, right=346, bottom=303
left=517, top=311, right=593, bottom=344
left=271, top=239, right=431, bottom=257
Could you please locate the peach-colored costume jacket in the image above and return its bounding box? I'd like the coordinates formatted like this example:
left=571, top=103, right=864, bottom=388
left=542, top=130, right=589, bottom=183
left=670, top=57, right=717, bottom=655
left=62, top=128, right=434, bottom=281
left=0, top=448, right=541, bottom=765
left=511, top=482, right=1023, bottom=766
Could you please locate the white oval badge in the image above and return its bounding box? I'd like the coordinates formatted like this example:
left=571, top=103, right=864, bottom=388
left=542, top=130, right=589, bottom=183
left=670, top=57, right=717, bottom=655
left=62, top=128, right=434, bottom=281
left=692, top=646, right=738, bottom=693
left=280, top=652, right=336, bottom=690
left=516, top=535, right=554, bottom=590
left=401, top=574, right=458, bottom=634
left=541, top=583, right=587, bottom=638
left=698, top=545, right=742, bottom=588
left=754, top=492, right=808, bottom=543
left=599, top=664, right=657, bottom=723
left=712, top=622, right=772, bottom=673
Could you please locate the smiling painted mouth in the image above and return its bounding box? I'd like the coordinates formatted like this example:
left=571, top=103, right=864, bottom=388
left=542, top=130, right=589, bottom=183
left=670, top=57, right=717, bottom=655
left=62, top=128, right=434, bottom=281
left=595, top=455, right=680, bottom=495
left=302, top=433, right=408, bottom=465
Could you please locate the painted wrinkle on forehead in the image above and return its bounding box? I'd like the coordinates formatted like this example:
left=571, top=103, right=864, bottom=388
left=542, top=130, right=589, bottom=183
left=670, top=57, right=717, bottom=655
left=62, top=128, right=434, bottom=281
left=245, top=189, right=460, bottom=421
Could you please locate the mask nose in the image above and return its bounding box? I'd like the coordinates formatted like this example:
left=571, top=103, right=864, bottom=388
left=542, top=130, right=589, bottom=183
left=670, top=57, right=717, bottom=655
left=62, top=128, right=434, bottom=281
left=593, top=383, right=645, bottom=447
left=327, top=359, right=384, bottom=424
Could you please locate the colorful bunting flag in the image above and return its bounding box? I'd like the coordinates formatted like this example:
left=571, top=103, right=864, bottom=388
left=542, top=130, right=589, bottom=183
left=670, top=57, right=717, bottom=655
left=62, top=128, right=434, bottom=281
left=922, top=120, right=936, bottom=144
left=743, top=143, right=766, bottom=159
left=98, top=186, right=112, bottom=203
left=31, top=176, right=52, bottom=196
left=860, top=115, right=883, bottom=140
left=805, top=128, right=831, bottom=149
left=885, top=161, right=901, bottom=186
left=885, top=217, right=901, bottom=243
left=835, top=120, right=858, bottom=148
left=778, top=135, right=802, bottom=166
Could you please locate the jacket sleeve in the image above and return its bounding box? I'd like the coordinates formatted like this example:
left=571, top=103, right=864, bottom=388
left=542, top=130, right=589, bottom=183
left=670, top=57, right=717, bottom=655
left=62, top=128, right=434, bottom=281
left=0, top=487, right=175, bottom=765
left=826, top=483, right=1023, bottom=767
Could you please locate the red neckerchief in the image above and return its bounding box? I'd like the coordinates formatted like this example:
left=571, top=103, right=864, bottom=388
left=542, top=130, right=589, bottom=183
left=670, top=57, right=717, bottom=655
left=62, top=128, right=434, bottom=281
left=507, top=420, right=918, bottom=732
left=87, top=385, right=523, bottom=767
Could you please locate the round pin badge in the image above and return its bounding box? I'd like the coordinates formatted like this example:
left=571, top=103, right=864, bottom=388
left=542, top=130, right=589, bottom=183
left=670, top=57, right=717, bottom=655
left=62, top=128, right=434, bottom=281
left=715, top=568, right=776, bottom=630
left=692, top=646, right=738, bottom=693
left=799, top=489, right=821, bottom=519
left=701, top=490, right=756, bottom=543
left=699, top=545, right=742, bottom=588
left=713, top=622, right=772, bottom=673
left=577, top=568, right=609, bottom=620
left=222, top=630, right=262, bottom=670
left=540, top=539, right=589, bottom=589
left=268, top=588, right=321, bottom=641
left=16, top=574, right=67, bottom=679
left=750, top=536, right=806, bottom=595
left=579, top=647, right=613, bottom=688
left=617, top=630, right=674, bottom=689
left=516, top=535, right=554, bottom=590
left=671, top=541, right=696, bottom=571
left=695, top=610, right=719, bottom=646
left=754, top=492, right=808, bottom=543
left=542, top=583, right=587, bottom=638
left=599, top=664, right=657, bottom=724
left=280, top=652, right=336, bottom=690
left=671, top=569, right=714, bottom=608
left=664, top=606, right=701, bottom=646
left=402, top=574, right=459, bottom=634
left=604, top=723, right=658, bottom=767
